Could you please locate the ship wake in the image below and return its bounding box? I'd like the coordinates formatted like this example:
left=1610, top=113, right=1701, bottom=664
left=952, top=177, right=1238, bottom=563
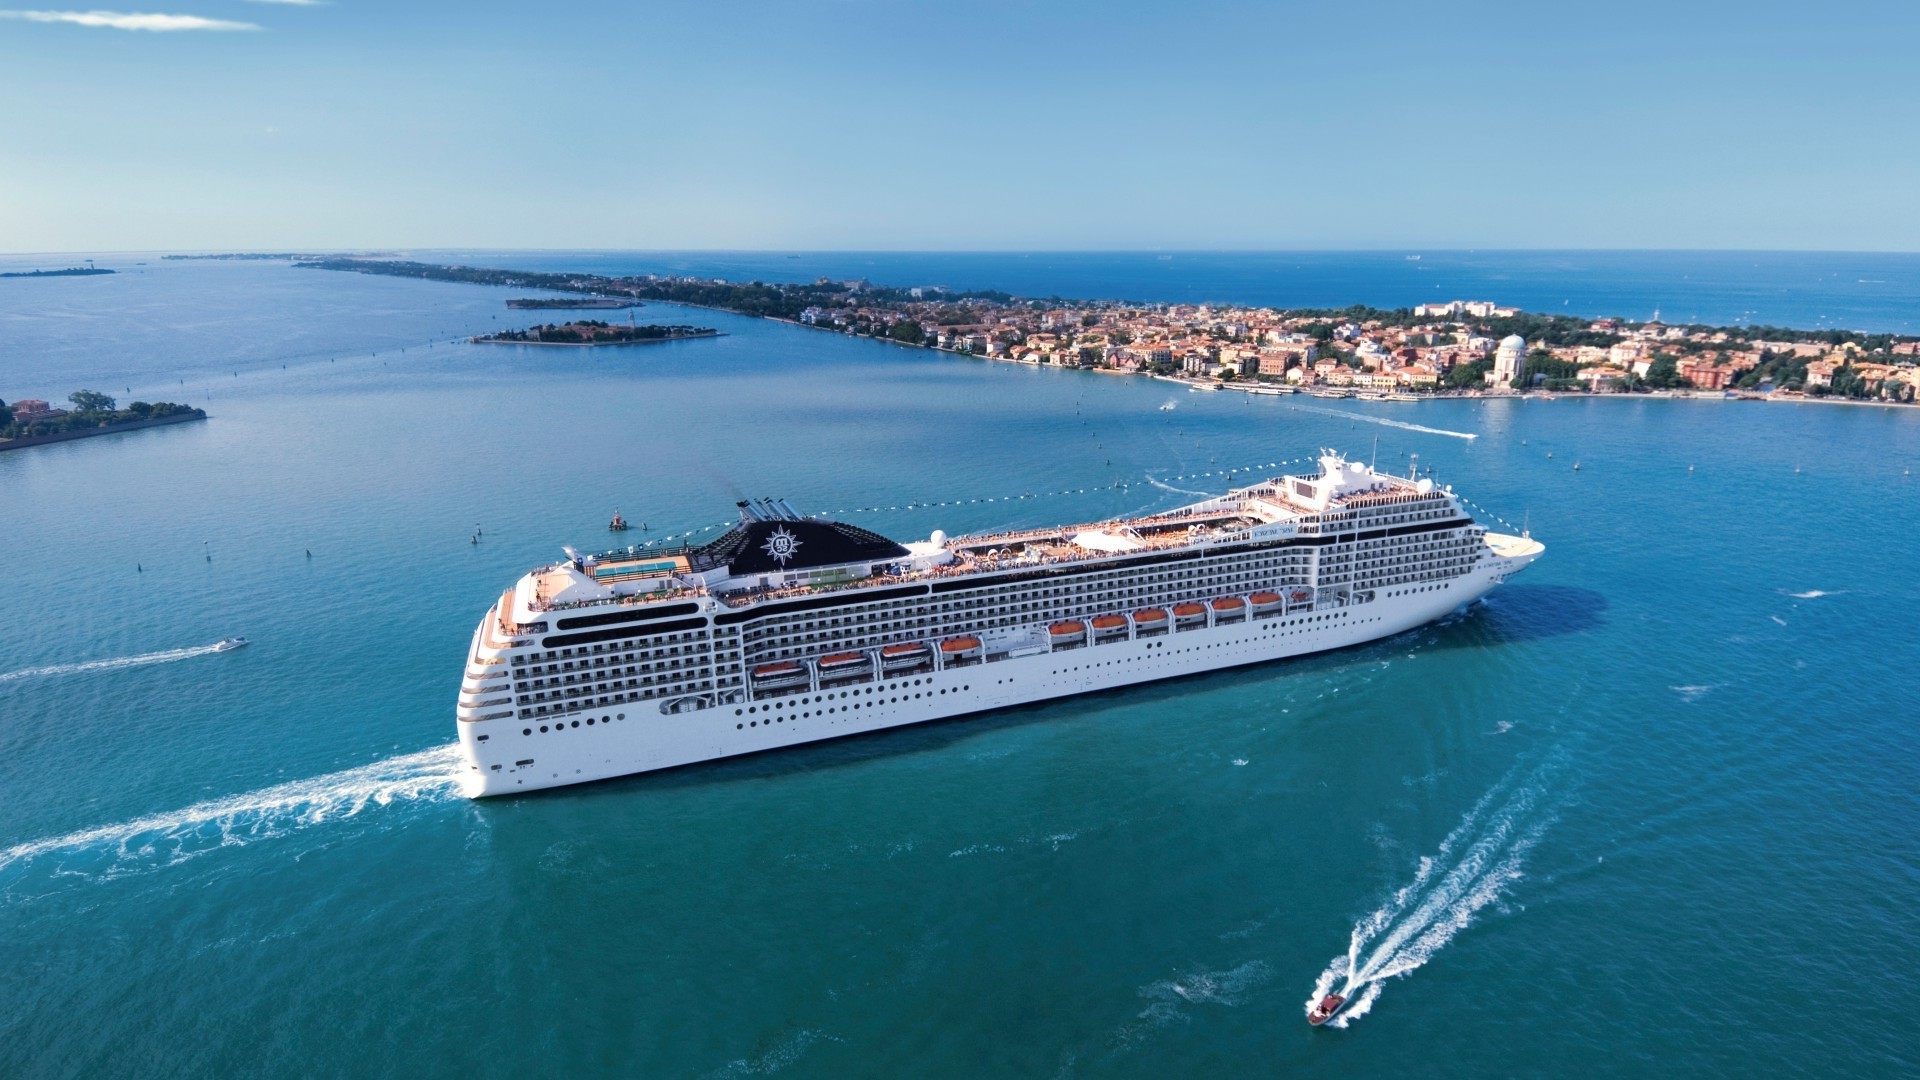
left=0, top=643, right=224, bottom=685
left=0, top=744, right=464, bottom=888
left=1278, top=402, right=1478, bottom=440
left=1308, top=758, right=1558, bottom=1028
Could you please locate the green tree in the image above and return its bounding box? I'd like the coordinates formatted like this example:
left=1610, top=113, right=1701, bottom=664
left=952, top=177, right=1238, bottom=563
left=69, top=390, right=115, bottom=413
left=1644, top=355, right=1681, bottom=389
left=1445, top=359, right=1492, bottom=388
left=888, top=321, right=924, bottom=345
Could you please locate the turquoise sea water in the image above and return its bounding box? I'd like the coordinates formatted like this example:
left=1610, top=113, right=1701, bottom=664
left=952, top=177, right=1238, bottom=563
left=2, top=259, right=1918, bottom=1077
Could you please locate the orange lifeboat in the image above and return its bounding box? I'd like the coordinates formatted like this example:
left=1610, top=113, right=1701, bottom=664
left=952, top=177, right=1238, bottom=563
left=1173, top=601, right=1207, bottom=628
left=940, top=636, right=983, bottom=653
left=1091, top=614, right=1127, bottom=631
left=750, top=660, right=809, bottom=688
left=880, top=641, right=931, bottom=671
left=1049, top=620, right=1087, bottom=638
left=819, top=650, right=870, bottom=682
left=1250, top=591, right=1284, bottom=617
left=1211, top=596, right=1247, bottom=622
left=1291, top=588, right=1312, bottom=603
left=1133, top=607, right=1168, bottom=625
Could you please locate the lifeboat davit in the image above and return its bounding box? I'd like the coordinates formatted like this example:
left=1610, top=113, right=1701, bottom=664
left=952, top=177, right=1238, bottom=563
left=1172, top=602, right=1207, bottom=628
left=1308, top=992, right=1347, bottom=1027
left=1090, top=614, right=1128, bottom=638
left=1250, top=591, right=1283, bottom=617
left=1210, top=596, right=1247, bottom=621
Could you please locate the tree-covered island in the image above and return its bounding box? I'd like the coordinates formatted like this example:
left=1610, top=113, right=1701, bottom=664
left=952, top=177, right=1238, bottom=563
left=472, top=320, right=719, bottom=345
left=0, top=391, right=206, bottom=450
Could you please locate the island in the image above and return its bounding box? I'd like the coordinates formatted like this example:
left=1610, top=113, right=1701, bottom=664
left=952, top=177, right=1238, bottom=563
left=297, top=257, right=1920, bottom=403
left=1, top=266, right=114, bottom=278
left=0, top=391, right=206, bottom=451
left=471, top=320, right=720, bottom=346
left=506, top=297, right=644, bottom=310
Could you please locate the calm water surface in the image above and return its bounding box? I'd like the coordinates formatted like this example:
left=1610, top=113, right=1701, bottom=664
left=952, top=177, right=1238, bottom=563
left=1, top=261, right=1917, bottom=1078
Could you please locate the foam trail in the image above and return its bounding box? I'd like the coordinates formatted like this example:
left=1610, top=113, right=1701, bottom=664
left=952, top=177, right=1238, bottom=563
left=1309, top=761, right=1558, bottom=1027
left=0, top=744, right=464, bottom=884
left=1279, top=401, right=1478, bottom=440
left=0, top=644, right=222, bottom=684
left=1145, top=475, right=1211, bottom=497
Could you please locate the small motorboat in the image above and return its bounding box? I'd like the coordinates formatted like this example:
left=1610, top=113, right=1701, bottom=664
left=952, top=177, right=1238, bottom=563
left=1307, top=992, right=1347, bottom=1027
left=214, top=637, right=249, bottom=652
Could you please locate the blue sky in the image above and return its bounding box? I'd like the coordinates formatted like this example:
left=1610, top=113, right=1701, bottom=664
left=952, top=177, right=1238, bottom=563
left=1, top=0, right=1915, bottom=252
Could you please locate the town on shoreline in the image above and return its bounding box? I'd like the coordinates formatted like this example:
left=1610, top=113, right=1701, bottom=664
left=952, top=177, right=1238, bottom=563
left=300, top=257, right=1920, bottom=404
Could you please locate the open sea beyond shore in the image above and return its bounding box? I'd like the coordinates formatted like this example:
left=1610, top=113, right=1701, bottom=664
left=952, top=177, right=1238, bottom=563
left=2, top=255, right=1917, bottom=1078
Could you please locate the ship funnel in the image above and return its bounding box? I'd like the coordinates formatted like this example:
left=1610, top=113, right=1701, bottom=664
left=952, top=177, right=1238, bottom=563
left=736, top=500, right=763, bottom=523
left=774, top=498, right=803, bottom=521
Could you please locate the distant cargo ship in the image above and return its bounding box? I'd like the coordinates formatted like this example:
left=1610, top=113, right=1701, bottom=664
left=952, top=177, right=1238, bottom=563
left=454, top=453, right=1543, bottom=797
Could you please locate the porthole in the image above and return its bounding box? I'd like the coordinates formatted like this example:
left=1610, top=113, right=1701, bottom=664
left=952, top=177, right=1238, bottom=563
left=737, top=723, right=744, bottom=730
left=523, top=728, right=532, bottom=736
left=571, top=720, right=580, bottom=728
left=539, top=725, right=549, bottom=733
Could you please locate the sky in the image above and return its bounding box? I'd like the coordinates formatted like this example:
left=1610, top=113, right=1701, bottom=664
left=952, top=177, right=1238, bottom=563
left=1, top=0, right=1917, bottom=253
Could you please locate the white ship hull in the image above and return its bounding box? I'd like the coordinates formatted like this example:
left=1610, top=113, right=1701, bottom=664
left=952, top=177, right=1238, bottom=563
left=456, top=539, right=1535, bottom=797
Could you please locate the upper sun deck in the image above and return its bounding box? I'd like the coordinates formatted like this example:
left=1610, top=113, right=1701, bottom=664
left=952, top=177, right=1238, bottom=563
left=508, top=453, right=1461, bottom=623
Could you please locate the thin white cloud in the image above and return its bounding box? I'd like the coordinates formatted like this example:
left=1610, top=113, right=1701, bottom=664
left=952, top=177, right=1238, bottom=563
left=0, top=9, right=261, bottom=30
left=239, top=0, right=322, bottom=5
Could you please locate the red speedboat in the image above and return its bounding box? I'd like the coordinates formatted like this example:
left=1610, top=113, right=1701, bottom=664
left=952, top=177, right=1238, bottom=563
left=1307, top=992, right=1347, bottom=1026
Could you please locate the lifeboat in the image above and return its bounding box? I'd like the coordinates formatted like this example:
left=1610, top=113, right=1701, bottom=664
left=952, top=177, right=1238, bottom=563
left=1250, top=591, right=1283, bottom=617
left=1133, top=608, right=1168, bottom=635
left=1210, top=596, right=1247, bottom=622
left=1173, top=602, right=1207, bottom=629
left=940, top=636, right=984, bottom=665
left=880, top=642, right=932, bottom=671
left=818, top=651, right=871, bottom=681
left=1290, top=588, right=1313, bottom=604
left=750, top=660, right=809, bottom=689
left=1049, top=620, right=1088, bottom=649
left=1308, top=992, right=1347, bottom=1027
left=1090, top=614, right=1128, bottom=639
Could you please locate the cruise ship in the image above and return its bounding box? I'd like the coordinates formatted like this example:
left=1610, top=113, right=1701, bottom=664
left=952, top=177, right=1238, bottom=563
left=454, top=452, right=1543, bottom=797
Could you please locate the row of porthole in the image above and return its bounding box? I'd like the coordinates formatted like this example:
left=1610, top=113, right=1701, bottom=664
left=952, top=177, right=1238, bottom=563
left=522, top=712, right=625, bottom=736
left=736, top=685, right=974, bottom=730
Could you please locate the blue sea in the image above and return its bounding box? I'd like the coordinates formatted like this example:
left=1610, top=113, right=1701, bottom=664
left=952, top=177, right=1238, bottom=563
left=2, top=254, right=1917, bottom=1078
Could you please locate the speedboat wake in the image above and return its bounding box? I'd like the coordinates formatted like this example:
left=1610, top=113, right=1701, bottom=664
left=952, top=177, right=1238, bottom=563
left=1307, top=758, right=1559, bottom=1028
